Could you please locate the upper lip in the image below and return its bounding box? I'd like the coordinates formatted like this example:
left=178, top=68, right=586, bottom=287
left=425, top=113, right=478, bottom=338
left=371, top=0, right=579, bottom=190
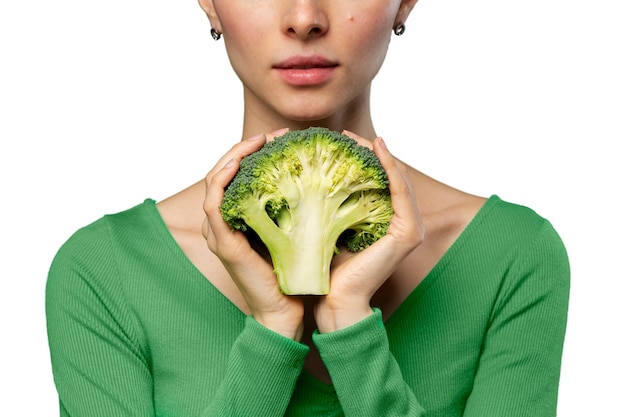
left=273, top=55, right=338, bottom=69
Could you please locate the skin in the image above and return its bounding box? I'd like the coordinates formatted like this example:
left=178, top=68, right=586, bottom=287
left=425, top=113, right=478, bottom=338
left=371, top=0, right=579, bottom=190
left=156, top=0, right=487, bottom=383
left=202, top=0, right=417, bottom=137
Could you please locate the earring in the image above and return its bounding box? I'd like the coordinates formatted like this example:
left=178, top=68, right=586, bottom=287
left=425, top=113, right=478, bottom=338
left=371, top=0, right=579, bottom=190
left=211, top=28, right=222, bottom=41
left=393, top=22, right=406, bottom=36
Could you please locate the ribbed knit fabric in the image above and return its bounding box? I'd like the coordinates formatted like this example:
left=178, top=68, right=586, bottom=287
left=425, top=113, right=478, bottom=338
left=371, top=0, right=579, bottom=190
left=46, top=195, right=569, bottom=417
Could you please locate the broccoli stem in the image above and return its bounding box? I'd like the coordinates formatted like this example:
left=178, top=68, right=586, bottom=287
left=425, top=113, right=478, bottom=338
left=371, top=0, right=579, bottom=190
left=274, top=192, right=339, bottom=295
left=273, top=234, right=336, bottom=295
left=245, top=192, right=350, bottom=295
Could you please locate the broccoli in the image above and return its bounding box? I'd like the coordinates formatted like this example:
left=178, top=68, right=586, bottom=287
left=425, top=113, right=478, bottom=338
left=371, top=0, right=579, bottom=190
left=220, top=127, right=393, bottom=295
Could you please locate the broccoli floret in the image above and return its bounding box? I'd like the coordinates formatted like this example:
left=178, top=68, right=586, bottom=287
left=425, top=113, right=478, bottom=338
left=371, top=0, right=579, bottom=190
left=220, top=127, right=393, bottom=295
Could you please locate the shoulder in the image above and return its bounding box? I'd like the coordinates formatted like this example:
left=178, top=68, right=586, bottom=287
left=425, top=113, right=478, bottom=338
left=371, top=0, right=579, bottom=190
left=480, top=195, right=567, bottom=254
left=469, top=196, right=570, bottom=300
left=411, top=168, right=568, bottom=270
left=46, top=203, right=155, bottom=370
left=412, top=167, right=565, bottom=252
left=51, top=200, right=157, bottom=261
left=47, top=199, right=159, bottom=292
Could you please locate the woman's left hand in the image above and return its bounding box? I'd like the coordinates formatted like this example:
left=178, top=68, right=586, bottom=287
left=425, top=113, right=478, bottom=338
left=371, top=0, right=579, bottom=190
left=314, top=132, right=424, bottom=333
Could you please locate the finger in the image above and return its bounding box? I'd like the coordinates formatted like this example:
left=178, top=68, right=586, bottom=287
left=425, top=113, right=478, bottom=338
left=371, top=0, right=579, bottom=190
left=201, top=217, right=209, bottom=240
left=223, top=133, right=266, bottom=164
left=265, top=127, right=290, bottom=142
left=203, top=158, right=250, bottom=258
left=206, top=133, right=267, bottom=182
left=372, top=137, right=408, bottom=196
left=204, top=157, right=239, bottom=234
left=372, top=137, right=424, bottom=245
left=202, top=217, right=220, bottom=254
left=341, top=129, right=374, bottom=150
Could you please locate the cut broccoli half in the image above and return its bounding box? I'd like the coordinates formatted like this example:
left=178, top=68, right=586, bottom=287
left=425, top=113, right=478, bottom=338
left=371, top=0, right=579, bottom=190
left=219, top=127, right=393, bottom=295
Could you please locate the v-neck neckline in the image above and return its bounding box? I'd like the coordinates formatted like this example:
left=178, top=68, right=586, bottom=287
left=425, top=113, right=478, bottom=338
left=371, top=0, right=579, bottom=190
left=145, top=194, right=501, bottom=325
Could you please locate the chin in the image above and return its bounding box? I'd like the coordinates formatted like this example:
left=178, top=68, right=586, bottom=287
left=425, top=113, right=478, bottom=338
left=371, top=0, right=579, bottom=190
left=273, top=89, right=337, bottom=115
left=279, top=105, right=338, bottom=124
left=288, top=114, right=331, bottom=124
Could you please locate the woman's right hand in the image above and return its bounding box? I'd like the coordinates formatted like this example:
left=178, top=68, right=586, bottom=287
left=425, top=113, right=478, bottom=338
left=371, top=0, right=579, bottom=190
left=202, top=130, right=304, bottom=341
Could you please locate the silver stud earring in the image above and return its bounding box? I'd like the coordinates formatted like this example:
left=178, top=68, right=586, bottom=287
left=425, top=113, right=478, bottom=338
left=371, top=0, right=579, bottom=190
left=211, top=28, right=222, bottom=41
left=393, top=23, right=406, bottom=36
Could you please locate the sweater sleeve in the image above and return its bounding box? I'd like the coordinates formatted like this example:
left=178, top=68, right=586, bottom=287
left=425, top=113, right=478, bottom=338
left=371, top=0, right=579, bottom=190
left=312, top=309, right=426, bottom=417
left=46, top=226, right=155, bottom=417
left=463, top=220, right=570, bottom=416
left=200, top=317, right=309, bottom=417
left=46, top=223, right=309, bottom=417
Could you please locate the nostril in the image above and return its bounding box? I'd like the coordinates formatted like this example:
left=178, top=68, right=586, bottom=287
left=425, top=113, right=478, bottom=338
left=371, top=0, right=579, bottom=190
left=308, top=27, right=322, bottom=36
left=288, top=25, right=324, bottom=39
left=285, top=16, right=328, bottom=39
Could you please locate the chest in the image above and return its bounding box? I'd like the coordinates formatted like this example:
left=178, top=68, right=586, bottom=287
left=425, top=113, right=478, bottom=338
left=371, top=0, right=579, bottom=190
left=141, top=263, right=492, bottom=417
left=166, top=202, right=474, bottom=382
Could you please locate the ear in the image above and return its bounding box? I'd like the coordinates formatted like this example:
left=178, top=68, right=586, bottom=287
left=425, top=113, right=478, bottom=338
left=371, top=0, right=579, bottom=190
left=395, top=0, right=419, bottom=26
left=198, top=0, right=223, bottom=33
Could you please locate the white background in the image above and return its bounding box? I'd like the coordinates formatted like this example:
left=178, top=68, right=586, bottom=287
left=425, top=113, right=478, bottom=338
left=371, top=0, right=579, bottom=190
left=1, top=0, right=624, bottom=415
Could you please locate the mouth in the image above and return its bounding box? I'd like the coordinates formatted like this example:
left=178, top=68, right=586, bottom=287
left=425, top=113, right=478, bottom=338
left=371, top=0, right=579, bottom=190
left=273, top=56, right=339, bottom=86
left=274, top=55, right=339, bottom=70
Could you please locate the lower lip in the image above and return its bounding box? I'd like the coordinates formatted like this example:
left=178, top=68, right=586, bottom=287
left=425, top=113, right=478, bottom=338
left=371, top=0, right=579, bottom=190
left=275, top=67, right=336, bottom=86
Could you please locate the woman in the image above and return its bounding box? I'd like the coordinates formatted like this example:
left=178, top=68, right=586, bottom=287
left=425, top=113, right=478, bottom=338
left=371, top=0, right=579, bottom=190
left=46, top=0, right=570, bottom=416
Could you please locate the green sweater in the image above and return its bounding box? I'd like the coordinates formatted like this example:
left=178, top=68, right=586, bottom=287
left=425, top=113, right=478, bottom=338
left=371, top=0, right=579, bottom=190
left=46, top=195, right=570, bottom=417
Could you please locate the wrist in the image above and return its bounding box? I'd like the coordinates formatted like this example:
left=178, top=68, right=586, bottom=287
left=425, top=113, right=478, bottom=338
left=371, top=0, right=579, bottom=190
left=255, top=313, right=304, bottom=341
left=315, top=301, right=374, bottom=333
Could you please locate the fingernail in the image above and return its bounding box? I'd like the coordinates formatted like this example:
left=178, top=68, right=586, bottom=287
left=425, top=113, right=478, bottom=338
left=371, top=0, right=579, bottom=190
left=223, top=158, right=235, bottom=169
left=270, top=128, right=289, bottom=136
left=342, top=129, right=357, bottom=139
left=246, top=133, right=264, bottom=141
left=378, top=137, right=387, bottom=150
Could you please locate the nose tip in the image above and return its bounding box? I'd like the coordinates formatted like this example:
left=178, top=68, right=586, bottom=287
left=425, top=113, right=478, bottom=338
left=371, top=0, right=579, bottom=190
left=282, top=2, right=329, bottom=40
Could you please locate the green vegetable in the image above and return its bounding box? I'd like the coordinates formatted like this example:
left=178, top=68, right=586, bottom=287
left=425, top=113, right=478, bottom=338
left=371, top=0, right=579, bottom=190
left=220, top=127, right=393, bottom=295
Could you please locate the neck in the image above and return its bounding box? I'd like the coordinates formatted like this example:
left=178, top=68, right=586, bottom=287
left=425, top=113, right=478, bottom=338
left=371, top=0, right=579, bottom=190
left=240, top=89, right=378, bottom=141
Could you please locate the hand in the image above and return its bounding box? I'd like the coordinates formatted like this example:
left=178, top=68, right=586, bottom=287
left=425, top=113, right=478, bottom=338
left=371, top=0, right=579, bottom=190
left=314, top=132, right=424, bottom=333
left=202, top=130, right=304, bottom=340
